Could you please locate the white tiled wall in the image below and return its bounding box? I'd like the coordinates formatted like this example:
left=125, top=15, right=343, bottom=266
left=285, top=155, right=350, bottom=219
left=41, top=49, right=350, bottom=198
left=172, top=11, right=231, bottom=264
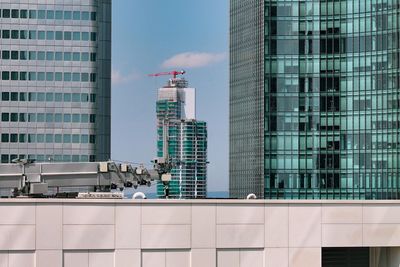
left=0, top=200, right=399, bottom=266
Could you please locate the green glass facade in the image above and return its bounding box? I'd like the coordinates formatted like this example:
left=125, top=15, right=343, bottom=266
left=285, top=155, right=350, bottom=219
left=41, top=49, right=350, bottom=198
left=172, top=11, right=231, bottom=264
left=230, top=0, right=400, bottom=199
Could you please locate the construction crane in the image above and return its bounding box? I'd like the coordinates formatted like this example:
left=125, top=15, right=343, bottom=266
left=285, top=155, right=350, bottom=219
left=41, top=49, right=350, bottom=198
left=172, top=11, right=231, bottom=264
left=148, top=70, right=186, bottom=79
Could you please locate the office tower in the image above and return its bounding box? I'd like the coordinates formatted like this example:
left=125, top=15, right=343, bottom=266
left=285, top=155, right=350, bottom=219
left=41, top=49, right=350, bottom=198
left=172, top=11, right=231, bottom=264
left=156, top=77, right=207, bottom=199
left=230, top=0, right=400, bottom=199
left=0, top=0, right=111, bottom=163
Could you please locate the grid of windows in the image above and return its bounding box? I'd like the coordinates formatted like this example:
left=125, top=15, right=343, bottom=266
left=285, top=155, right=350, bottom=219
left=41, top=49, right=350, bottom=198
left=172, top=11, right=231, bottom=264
left=1, top=92, right=96, bottom=103
left=1, top=154, right=95, bottom=164
left=1, top=71, right=96, bottom=82
left=1, top=112, right=96, bottom=123
left=1, top=30, right=96, bottom=41
left=1, top=133, right=95, bottom=144
left=263, top=0, right=400, bottom=200
left=1, top=51, right=96, bottom=62
left=0, top=9, right=96, bottom=21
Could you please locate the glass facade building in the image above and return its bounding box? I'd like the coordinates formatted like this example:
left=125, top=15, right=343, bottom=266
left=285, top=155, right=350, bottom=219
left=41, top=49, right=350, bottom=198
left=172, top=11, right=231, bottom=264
left=230, top=0, right=400, bottom=199
left=0, top=0, right=111, bottom=163
left=156, top=78, right=208, bottom=199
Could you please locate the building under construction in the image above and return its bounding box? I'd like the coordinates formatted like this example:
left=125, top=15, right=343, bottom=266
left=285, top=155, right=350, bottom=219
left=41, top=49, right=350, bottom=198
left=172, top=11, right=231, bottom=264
left=154, top=73, right=207, bottom=199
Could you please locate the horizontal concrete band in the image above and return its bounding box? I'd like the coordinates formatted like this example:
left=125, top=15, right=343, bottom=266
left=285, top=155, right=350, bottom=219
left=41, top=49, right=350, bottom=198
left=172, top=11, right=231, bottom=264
left=1, top=199, right=400, bottom=267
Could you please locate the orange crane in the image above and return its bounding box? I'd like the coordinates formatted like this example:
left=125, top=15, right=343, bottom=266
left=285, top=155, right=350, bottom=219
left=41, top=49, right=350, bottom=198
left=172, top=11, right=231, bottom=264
left=148, top=70, right=186, bottom=79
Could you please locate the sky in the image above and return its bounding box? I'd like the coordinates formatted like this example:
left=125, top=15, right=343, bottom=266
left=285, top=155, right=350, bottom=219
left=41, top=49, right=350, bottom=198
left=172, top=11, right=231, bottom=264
left=111, top=0, right=229, bottom=192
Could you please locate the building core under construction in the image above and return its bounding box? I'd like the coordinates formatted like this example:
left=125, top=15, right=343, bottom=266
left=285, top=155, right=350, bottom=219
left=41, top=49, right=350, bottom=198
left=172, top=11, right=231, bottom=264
left=155, top=76, right=207, bottom=199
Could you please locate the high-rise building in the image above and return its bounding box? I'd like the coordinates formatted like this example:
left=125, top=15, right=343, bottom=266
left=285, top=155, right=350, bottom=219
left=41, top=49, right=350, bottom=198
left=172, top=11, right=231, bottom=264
left=156, top=77, right=207, bottom=198
left=0, top=0, right=111, bottom=164
left=230, top=0, right=400, bottom=199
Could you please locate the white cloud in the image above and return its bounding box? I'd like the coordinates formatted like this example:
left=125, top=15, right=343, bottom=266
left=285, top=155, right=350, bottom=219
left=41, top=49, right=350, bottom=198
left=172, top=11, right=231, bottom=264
left=112, top=69, right=141, bottom=86
left=162, top=52, right=226, bottom=69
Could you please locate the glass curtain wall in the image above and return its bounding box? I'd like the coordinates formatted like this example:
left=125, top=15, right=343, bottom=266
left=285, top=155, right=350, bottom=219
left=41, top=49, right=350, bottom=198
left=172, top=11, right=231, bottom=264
left=264, top=0, right=400, bottom=199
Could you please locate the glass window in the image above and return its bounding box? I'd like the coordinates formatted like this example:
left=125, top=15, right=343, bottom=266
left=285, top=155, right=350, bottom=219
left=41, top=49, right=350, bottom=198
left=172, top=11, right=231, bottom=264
left=20, top=30, right=27, bottom=39
left=19, top=113, right=26, bottom=122
left=37, top=51, right=45, bottom=60
left=45, top=134, right=53, bottom=143
left=28, top=72, right=36, bottom=81
left=11, top=51, right=18, bottom=60
left=55, top=31, right=62, bottom=40
left=11, top=9, right=18, bottom=18
left=37, top=72, right=45, bottom=81
left=81, top=135, right=89, bottom=143
left=19, top=134, right=26, bottom=143
left=72, top=52, right=80, bottom=61
left=38, top=10, right=45, bottom=19
left=2, top=71, right=9, bottom=80
left=20, top=51, right=27, bottom=60
left=90, top=94, right=96, bottom=103
left=1, top=134, right=9, bottom=143
left=36, top=134, right=44, bottom=143
left=72, top=134, right=80, bottom=143
left=38, top=31, right=45, bottom=40
left=2, top=51, right=9, bottom=59
left=10, top=72, right=18, bottom=80
left=47, top=10, right=54, bottom=19
left=10, top=134, right=18, bottom=143
left=64, top=52, right=71, bottom=61
left=63, top=134, right=71, bottom=143
left=90, top=114, right=96, bottom=123
left=20, top=10, right=28, bottom=18
left=10, top=113, right=18, bottom=121
left=63, top=93, right=71, bottom=102
left=64, top=11, right=71, bottom=20
left=81, top=155, right=89, bottom=162
left=19, top=93, right=27, bottom=102
left=54, top=93, right=62, bottom=102
left=81, top=52, right=89, bottom=61
left=45, top=113, right=53, bottom=122
left=90, top=53, right=96, bottom=62
left=46, top=31, right=54, bottom=40
left=90, top=32, right=97, bottom=41
left=1, top=155, right=9, bottom=163
left=45, top=93, right=53, bottom=101
left=81, top=32, right=89, bottom=41
left=64, top=72, right=71, bottom=81
left=55, top=72, right=62, bottom=81
left=1, top=113, right=9, bottom=122
left=73, top=11, right=80, bottom=20
left=46, top=72, right=53, bottom=81
left=81, top=114, right=89, bottom=123
left=28, top=51, right=36, bottom=60
left=72, top=114, right=80, bottom=122
left=28, top=92, right=36, bottom=101
left=2, top=9, right=10, bottom=18
left=64, top=31, right=71, bottom=40
left=1, top=92, right=9, bottom=101
left=54, top=134, right=62, bottom=143
left=29, top=10, right=36, bottom=19
left=10, top=92, right=18, bottom=101
left=90, top=73, right=96, bottom=82
left=81, top=73, right=89, bottom=82
left=91, top=12, right=96, bottom=21
left=90, top=135, right=96, bottom=144
left=73, top=32, right=80, bottom=40
left=28, top=113, right=36, bottom=122
left=72, top=73, right=80, bottom=81
left=37, top=93, right=45, bottom=101
left=11, top=30, right=18, bottom=39
left=81, top=11, right=89, bottom=20
left=72, top=93, right=81, bottom=102
left=2, top=30, right=10, bottom=39
left=20, top=72, right=28, bottom=81
left=55, top=52, right=62, bottom=61
left=63, top=114, right=71, bottom=122
left=28, top=134, right=35, bottom=143
left=81, top=93, right=89, bottom=102
left=46, top=52, right=54, bottom=60
left=63, top=155, right=71, bottom=162
left=55, top=10, right=63, bottom=19
left=29, top=30, right=36, bottom=39
left=54, top=113, right=62, bottom=122
left=37, top=113, right=45, bottom=122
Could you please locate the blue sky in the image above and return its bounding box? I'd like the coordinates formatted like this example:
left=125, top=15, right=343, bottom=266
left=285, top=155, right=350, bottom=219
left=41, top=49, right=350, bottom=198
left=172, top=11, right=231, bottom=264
left=111, top=0, right=229, bottom=192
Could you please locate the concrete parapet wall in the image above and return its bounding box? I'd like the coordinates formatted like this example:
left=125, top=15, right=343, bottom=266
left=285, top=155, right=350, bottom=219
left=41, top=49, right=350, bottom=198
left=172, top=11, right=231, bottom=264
left=0, top=199, right=400, bottom=266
